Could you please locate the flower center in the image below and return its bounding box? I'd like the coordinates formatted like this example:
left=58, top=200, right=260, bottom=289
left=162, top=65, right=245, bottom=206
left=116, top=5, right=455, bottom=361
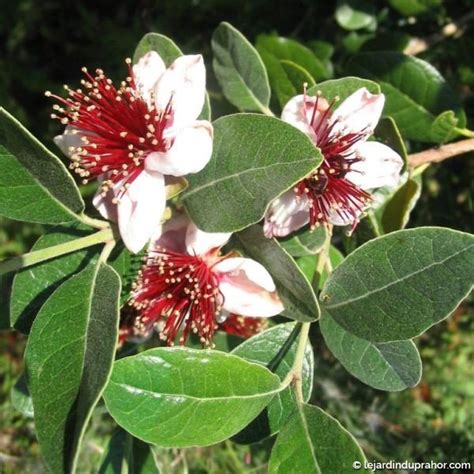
left=46, top=59, right=173, bottom=199
left=126, top=247, right=223, bottom=347
left=296, top=91, right=372, bottom=229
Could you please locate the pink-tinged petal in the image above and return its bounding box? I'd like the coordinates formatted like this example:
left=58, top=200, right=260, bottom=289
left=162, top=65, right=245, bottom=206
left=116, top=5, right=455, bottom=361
left=53, top=126, right=84, bottom=157
left=281, top=95, right=315, bottom=137
left=117, top=170, right=166, bottom=253
left=145, top=121, right=213, bottom=177
left=150, top=212, right=190, bottom=254
left=347, top=141, right=404, bottom=190
left=281, top=94, right=330, bottom=142
left=185, top=221, right=231, bottom=256
left=264, top=189, right=310, bottom=238
left=328, top=207, right=361, bottom=227
left=214, top=257, right=284, bottom=317
left=92, top=179, right=118, bottom=222
left=332, top=88, right=385, bottom=136
left=154, top=54, right=206, bottom=130
left=133, top=51, right=166, bottom=106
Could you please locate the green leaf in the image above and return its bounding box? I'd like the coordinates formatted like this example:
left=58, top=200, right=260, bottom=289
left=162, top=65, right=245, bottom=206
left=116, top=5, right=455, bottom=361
left=183, top=114, right=322, bottom=232
left=430, top=110, right=460, bottom=144
left=11, top=373, right=34, bottom=418
left=374, top=117, right=408, bottom=171
left=25, top=261, right=121, bottom=473
left=320, top=313, right=422, bottom=391
left=133, top=32, right=181, bottom=66
left=212, top=22, right=271, bottom=114
left=389, top=0, right=441, bottom=16
left=103, top=347, right=281, bottom=448
left=0, top=108, right=84, bottom=224
left=10, top=224, right=99, bottom=334
left=268, top=403, right=367, bottom=473
left=307, top=41, right=334, bottom=61
left=280, top=60, right=316, bottom=90
left=296, top=246, right=345, bottom=289
left=321, top=228, right=474, bottom=342
left=308, top=76, right=380, bottom=101
left=346, top=52, right=466, bottom=142
left=133, top=33, right=211, bottom=121
left=381, top=178, right=422, bottom=233
left=256, top=35, right=329, bottom=82
left=335, top=0, right=376, bottom=31
left=258, top=49, right=300, bottom=109
left=281, top=226, right=327, bottom=257
left=232, top=225, right=320, bottom=322
left=232, top=323, right=314, bottom=443
left=99, top=430, right=159, bottom=474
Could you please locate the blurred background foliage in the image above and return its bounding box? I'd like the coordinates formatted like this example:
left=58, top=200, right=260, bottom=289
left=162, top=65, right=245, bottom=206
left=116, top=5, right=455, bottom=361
left=0, top=0, right=473, bottom=472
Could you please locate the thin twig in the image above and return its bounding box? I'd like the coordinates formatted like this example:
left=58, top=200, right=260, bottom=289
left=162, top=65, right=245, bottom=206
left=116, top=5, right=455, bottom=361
left=407, top=138, right=474, bottom=168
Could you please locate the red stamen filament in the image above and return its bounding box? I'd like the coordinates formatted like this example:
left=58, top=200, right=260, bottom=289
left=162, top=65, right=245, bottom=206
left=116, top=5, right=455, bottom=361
left=126, top=247, right=224, bottom=347
left=46, top=59, right=173, bottom=200
left=297, top=90, right=372, bottom=229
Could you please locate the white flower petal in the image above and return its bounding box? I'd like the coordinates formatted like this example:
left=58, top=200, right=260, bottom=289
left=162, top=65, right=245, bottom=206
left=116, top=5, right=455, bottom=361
left=281, top=94, right=330, bottom=142
left=281, top=95, right=314, bottom=137
left=145, top=121, right=213, bottom=177
left=117, top=170, right=166, bottom=253
left=150, top=212, right=190, bottom=254
left=346, top=141, right=404, bottom=190
left=332, top=88, right=385, bottom=136
left=214, top=257, right=284, bottom=317
left=263, top=189, right=309, bottom=238
left=154, top=54, right=206, bottom=130
left=92, top=181, right=118, bottom=222
left=53, top=126, right=84, bottom=157
left=185, top=221, right=231, bottom=256
left=133, top=51, right=166, bottom=106
left=328, top=208, right=360, bottom=227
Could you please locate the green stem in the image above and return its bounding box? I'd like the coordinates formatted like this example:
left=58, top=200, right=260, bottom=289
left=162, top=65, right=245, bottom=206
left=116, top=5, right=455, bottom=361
left=78, top=213, right=110, bottom=229
left=260, top=105, right=275, bottom=117
left=292, top=322, right=311, bottom=402
left=0, top=227, right=114, bottom=276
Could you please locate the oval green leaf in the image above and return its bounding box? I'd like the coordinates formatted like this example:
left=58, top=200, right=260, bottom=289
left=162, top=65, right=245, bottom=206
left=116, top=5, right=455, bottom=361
left=281, top=226, right=327, bottom=257
left=280, top=60, right=316, bottom=91
left=321, top=228, right=474, bottom=342
left=381, top=177, right=422, bottom=233
left=308, top=76, right=380, bottom=101
left=183, top=114, right=322, bottom=232
left=25, top=261, right=121, bottom=473
left=231, top=323, right=314, bottom=443
left=232, top=225, right=320, bottom=322
left=335, top=0, right=376, bottom=31
left=320, top=312, right=422, bottom=391
left=269, top=403, right=368, bottom=473
left=103, top=347, right=281, bottom=448
left=346, top=52, right=466, bottom=142
left=256, top=35, right=329, bottom=82
left=133, top=32, right=182, bottom=67
left=10, top=223, right=99, bottom=334
left=0, top=108, right=84, bottom=224
left=212, top=22, right=271, bottom=114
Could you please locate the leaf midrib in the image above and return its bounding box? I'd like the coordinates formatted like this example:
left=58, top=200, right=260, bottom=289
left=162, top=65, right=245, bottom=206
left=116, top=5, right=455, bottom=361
left=184, top=157, right=317, bottom=198
left=324, top=243, right=473, bottom=311
left=109, top=380, right=282, bottom=402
